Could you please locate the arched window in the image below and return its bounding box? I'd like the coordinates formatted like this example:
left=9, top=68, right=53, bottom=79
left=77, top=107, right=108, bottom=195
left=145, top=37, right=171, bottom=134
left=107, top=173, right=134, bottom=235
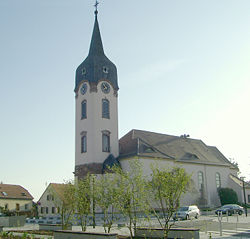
left=81, top=100, right=87, bottom=119
left=102, top=99, right=110, bottom=119
left=198, top=171, right=204, bottom=191
left=102, top=130, right=110, bottom=152
left=81, top=132, right=87, bottom=153
left=215, top=172, right=221, bottom=188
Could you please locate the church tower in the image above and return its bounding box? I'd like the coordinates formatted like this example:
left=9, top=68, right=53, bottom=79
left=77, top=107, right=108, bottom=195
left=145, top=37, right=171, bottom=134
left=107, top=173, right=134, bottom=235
left=74, top=8, right=119, bottom=179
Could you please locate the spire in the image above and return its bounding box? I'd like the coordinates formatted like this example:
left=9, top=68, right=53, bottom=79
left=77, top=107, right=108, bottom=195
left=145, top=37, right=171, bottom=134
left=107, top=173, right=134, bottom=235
left=88, top=1, right=104, bottom=56
left=75, top=1, right=119, bottom=93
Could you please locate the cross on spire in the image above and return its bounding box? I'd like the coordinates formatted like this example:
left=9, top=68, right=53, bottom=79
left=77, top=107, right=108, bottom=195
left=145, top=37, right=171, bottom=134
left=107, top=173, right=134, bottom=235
left=94, top=0, right=99, bottom=16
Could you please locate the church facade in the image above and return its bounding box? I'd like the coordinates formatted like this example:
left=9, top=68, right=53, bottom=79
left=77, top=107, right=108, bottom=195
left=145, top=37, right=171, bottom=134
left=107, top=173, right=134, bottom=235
left=119, top=129, right=239, bottom=207
left=73, top=9, right=246, bottom=208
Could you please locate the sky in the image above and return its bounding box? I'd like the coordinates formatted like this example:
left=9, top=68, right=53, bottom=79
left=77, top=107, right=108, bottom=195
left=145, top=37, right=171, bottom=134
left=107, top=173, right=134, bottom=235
left=0, top=0, right=250, bottom=201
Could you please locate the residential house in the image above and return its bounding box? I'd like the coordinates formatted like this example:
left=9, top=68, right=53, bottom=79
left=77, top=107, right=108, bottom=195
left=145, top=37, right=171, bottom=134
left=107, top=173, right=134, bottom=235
left=37, top=183, right=65, bottom=217
left=0, top=184, right=33, bottom=212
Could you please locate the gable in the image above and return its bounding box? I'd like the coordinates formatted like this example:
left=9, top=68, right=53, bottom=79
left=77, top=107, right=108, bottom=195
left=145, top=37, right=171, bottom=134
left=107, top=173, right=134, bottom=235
left=37, top=183, right=66, bottom=203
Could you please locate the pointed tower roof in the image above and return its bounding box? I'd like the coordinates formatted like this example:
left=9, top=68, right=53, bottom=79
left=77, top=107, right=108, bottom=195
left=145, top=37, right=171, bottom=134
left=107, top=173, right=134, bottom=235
left=89, top=14, right=104, bottom=56
left=75, top=11, right=118, bottom=93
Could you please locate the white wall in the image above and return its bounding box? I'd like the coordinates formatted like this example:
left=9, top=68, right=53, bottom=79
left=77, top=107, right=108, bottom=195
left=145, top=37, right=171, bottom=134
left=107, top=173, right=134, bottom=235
left=75, top=80, right=119, bottom=166
left=120, top=157, right=236, bottom=207
left=37, top=186, right=60, bottom=217
left=0, top=199, right=32, bottom=212
left=245, top=188, right=250, bottom=204
left=229, top=178, right=250, bottom=204
left=120, top=157, right=174, bottom=176
left=176, top=162, right=235, bottom=207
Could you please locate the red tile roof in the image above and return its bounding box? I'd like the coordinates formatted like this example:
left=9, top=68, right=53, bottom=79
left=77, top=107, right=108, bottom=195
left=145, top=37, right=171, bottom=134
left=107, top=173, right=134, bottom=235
left=0, top=184, right=33, bottom=200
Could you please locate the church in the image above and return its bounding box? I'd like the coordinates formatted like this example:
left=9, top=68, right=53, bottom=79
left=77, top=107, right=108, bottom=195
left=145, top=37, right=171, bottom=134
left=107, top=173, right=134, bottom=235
left=73, top=8, right=246, bottom=208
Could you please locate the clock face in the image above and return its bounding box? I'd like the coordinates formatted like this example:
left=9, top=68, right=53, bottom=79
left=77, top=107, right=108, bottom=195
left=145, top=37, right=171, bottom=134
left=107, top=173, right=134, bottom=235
left=80, top=83, right=87, bottom=95
left=101, top=82, right=110, bottom=94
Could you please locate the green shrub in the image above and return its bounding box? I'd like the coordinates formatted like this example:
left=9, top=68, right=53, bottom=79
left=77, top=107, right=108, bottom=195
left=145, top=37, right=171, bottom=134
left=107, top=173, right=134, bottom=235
left=21, top=232, right=28, bottom=239
left=218, top=188, right=238, bottom=205
left=0, top=232, right=9, bottom=238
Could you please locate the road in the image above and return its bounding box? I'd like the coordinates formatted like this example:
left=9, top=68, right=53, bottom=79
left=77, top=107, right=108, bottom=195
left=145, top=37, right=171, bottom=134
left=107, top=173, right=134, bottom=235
left=172, top=214, right=250, bottom=238
left=3, top=213, right=250, bottom=238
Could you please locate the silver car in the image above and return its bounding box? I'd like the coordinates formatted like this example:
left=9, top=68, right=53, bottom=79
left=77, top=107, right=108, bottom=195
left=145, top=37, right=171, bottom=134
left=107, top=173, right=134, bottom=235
left=173, top=205, right=200, bottom=220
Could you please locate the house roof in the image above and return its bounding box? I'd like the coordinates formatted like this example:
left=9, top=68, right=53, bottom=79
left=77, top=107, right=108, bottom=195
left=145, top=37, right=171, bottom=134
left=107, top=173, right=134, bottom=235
left=119, top=129, right=237, bottom=168
left=0, top=184, right=33, bottom=200
left=37, top=183, right=69, bottom=203
left=102, top=154, right=121, bottom=173
left=229, top=174, right=250, bottom=188
left=50, top=183, right=67, bottom=200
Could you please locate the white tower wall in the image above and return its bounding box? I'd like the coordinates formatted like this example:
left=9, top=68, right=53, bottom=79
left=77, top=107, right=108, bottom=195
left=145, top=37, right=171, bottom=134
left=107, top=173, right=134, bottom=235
left=75, top=80, right=119, bottom=167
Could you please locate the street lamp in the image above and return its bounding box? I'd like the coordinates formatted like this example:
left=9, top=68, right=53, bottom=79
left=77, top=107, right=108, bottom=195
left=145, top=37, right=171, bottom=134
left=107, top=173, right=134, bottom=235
left=240, top=176, right=248, bottom=217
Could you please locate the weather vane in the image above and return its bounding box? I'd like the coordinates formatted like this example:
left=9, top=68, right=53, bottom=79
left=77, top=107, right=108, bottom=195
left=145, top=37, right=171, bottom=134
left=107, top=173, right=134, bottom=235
left=94, top=0, right=99, bottom=15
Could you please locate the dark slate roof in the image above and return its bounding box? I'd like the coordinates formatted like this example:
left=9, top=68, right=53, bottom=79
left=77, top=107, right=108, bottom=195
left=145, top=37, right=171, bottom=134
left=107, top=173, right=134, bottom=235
left=102, top=154, right=121, bottom=173
left=75, top=15, right=118, bottom=92
left=119, top=129, right=238, bottom=168
left=0, top=184, right=33, bottom=200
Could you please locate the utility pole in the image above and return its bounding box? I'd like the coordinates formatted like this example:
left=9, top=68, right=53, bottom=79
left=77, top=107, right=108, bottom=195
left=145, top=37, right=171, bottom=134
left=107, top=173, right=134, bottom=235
left=240, top=177, right=247, bottom=217
left=92, top=176, right=96, bottom=228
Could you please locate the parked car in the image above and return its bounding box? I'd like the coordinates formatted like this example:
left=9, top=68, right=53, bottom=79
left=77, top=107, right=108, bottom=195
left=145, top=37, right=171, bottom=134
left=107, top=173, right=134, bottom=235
left=26, top=217, right=36, bottom=223
left=173, top=205, right=200, bottom=220
left=215, top=204, right=244, bottom=216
